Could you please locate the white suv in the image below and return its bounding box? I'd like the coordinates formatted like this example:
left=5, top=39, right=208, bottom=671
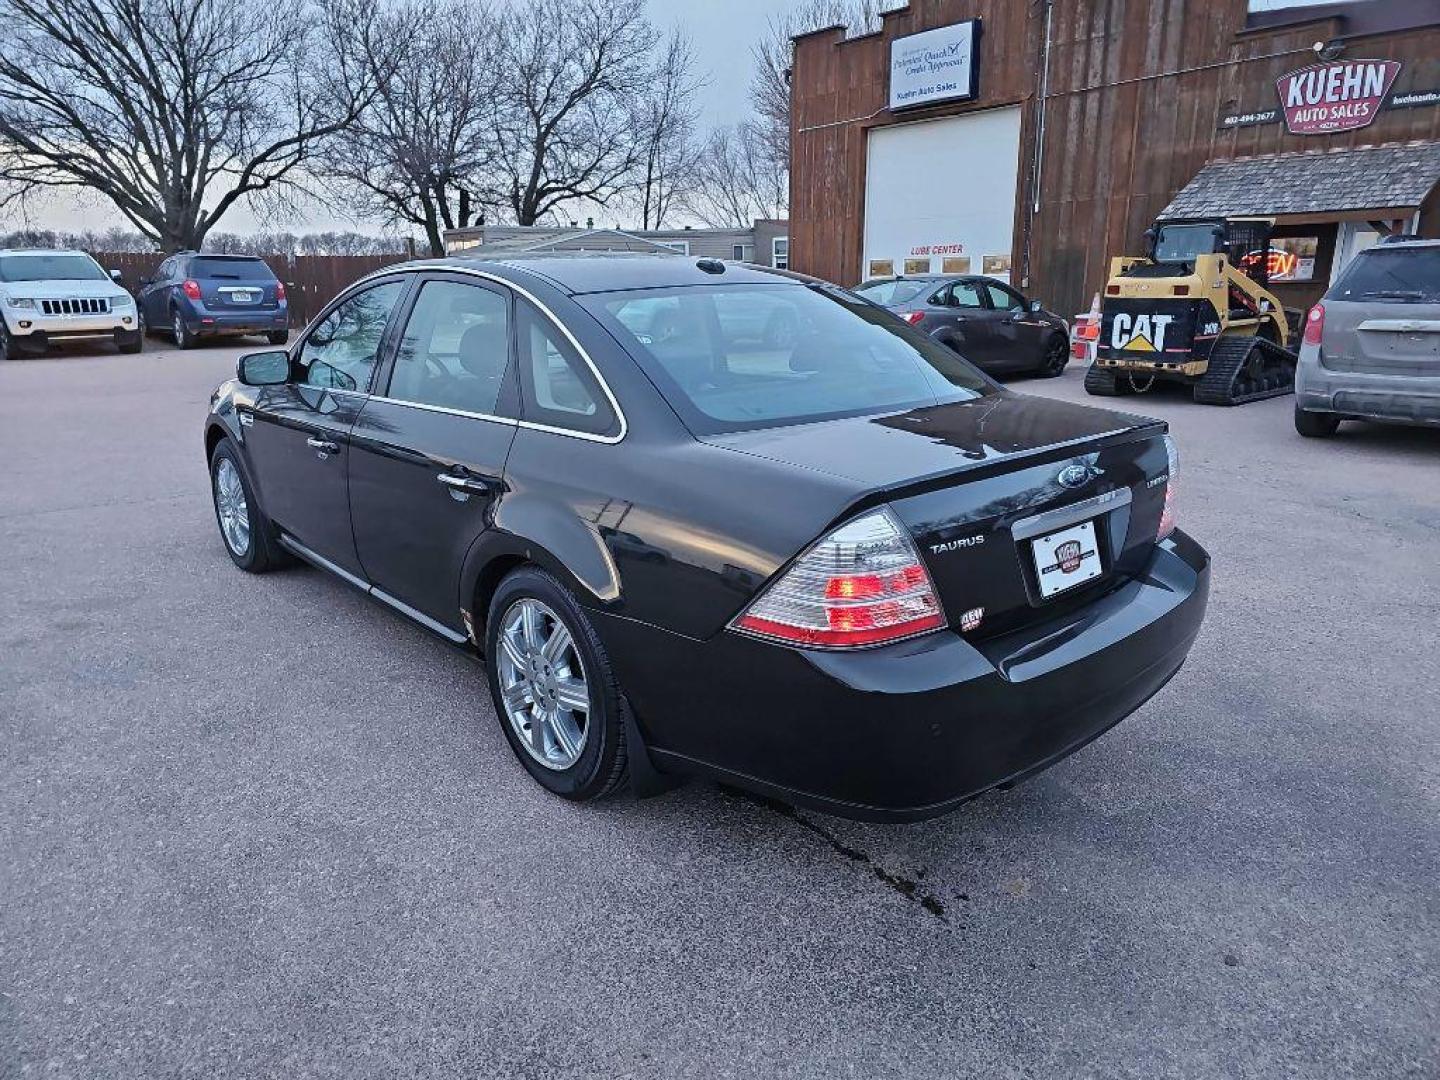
left=0, top=249, right=143, bottom=360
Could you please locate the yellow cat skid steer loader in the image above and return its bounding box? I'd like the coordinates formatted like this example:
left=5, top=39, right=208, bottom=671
left=1084, top=217, right=1297, bottom=406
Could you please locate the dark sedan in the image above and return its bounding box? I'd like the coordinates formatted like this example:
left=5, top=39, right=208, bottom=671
left=854, top=274, right=1071, bottom=378
left=204, top=255, right=1209, bottom=821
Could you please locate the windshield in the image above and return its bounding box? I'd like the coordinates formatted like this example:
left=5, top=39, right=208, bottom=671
left=1154, top=224, right=1218, bottom=263
left=853, top=279, right=930, bottom=305
left=1328, top=247, right=1440, bottom=304
left=585, top=283, right=994, bottom=435
left=0, top=254, right=107, bottom=283
left=191, top=256, right=275, bottom=281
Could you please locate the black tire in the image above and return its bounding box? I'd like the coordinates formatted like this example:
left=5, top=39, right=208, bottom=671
left=1039, top=334, right=1069, bottom=377
left=209, top=437, right=286, bottom=572
left=484, top=567, right=629, bottom=802
left=172, top=310, right=195, bottom=350
left=0, top=324, right=11, bottom=362
left=118, top=331, right=143, bottom=354
left=267, top=329, right=290, bottom=346
left=1294, top=404, right=1340, bottom=438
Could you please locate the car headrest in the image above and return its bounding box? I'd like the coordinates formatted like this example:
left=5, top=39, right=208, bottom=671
left=457, top=320, right=507, bottom=378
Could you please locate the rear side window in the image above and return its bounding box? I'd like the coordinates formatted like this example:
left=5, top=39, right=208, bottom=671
left=586, top=283, right=993, bottom=435
left=516, top=300, right=618, bottom=437
left=1329, top=247, right=1440, bottom=303
left=190, top=256, right=276, bottom=281
left=946, top=282, right=985, bottom=308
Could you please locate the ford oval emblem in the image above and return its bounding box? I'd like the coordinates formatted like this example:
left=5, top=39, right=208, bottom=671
left=1057, top=464, right=1090, bottom=489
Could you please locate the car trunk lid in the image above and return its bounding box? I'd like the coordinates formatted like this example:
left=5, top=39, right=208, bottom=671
left=703, top=393, right=1171, bottom=637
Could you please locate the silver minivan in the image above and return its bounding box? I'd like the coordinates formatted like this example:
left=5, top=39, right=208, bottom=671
left=1294, top=239, right=1440, bottom=437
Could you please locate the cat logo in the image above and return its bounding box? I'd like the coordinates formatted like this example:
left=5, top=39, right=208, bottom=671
left=1110, top=312, right=1174, bottom=353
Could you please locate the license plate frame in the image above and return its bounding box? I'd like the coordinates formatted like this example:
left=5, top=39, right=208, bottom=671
left=1031, top=519, right=1103, bottom=598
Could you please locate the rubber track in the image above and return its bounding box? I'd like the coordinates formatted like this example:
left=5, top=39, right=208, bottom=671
left=1193, top=336, right=1297, bottom=406
left=1083, top=363, right=1131, bottom=396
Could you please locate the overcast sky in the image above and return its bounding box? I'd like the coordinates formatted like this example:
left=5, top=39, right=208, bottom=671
left=6, top=0, right=798, bottom=237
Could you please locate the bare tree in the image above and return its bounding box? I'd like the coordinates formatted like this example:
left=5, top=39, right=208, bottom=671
left=630, top=30, right=703, bottom=230
left=749, top=0, right=880, bottom=204
left=486, top=0, right=656, bottom=226
left=683, top=124, right=786, bottom=229
left=323, top=0, right=498, bottom=256
left=0, top=0, right=400, bottom=252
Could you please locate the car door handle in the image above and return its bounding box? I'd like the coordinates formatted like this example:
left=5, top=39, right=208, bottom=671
left=437, top=472, right=498, bottom=495
left=306, top=436, right=339, bottom=454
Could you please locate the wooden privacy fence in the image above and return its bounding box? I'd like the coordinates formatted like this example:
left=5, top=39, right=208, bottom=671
left=97, top=252, right=408, bottom=327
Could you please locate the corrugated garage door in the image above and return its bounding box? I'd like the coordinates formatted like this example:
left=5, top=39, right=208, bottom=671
left=862, top=106, right=1022, bottom=284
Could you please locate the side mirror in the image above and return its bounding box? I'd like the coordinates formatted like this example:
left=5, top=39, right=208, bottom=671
left=109, top=268, right=123, bottom=283
left=1029, top=299, right=1043, bottom=314
left=138, top=276, right=152, bottom=288
left=237, top=349, right=290, bottom=386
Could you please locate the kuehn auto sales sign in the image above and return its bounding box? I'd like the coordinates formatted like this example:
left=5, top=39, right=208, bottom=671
left=1277, top=59, right=1401, bottom=135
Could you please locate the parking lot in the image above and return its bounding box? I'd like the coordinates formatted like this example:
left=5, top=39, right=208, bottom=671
left=2, top=340, right=1437, bottom=1078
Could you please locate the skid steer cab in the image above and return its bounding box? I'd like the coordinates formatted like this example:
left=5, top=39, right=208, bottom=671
left=1085, top=217, right=1298, bottom=406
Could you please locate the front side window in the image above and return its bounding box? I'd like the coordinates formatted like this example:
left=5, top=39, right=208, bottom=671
left=387, top=280, right=511, bottom=414
left=516, top=300, right=617, bottom=436
left=586, top=283, right=994, bottom=435
left=297, top=279, right=406, bottom=392
left=0, top=253, right=107, bottom=283
left=984, top=283, right=1026, bottom=311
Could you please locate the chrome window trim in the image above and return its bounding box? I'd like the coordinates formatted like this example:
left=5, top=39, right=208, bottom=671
left=366, top=393, right=519, bottom=428
left=333, top=262, right=628, bottom=445
left=1010, top=487, right=1132, bottom=542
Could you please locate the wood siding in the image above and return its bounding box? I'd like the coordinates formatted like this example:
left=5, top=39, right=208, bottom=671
left=791, top=0, right=1440, bottom=315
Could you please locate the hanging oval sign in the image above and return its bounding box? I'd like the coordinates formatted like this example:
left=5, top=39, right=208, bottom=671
left=1276, top=59, right=1401, bottom=135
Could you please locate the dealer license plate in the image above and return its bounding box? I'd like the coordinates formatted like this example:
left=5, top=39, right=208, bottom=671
left=1031, top=519, right=1102, bottom=598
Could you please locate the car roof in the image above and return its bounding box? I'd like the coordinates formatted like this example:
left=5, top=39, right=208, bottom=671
left=0, top=248, right=93, bottom=257
left=409, top=252, right=812, bottom=296
left=1363, top=238, right=1440, bottom=250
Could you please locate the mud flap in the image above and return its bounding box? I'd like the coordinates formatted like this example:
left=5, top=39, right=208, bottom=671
left=624, top=704, right=684, bottom=798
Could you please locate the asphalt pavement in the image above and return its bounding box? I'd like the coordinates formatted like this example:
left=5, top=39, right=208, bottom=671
left=2, top=339, right=1437, bottom=1079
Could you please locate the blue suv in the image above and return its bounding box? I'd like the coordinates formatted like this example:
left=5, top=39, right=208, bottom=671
left=138, top=253, right=289, bottom=349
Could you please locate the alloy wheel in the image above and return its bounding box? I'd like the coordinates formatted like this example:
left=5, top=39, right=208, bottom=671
left=495, top=598, right=590, bottom=770
left=1046, top=338, right=1068, bottom=375
left=213, top=458, right=251, bottom=556
left=173, top=313, right=185, bottom=346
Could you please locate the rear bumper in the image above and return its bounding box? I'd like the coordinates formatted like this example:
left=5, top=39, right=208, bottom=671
left=182, top=308, right=288, bottom=335
left=598, top=531, right=1210, bottom=821
left=1297, top=345, right=1440, bottom=426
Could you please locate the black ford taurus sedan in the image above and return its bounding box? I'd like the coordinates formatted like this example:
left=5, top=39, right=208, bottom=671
left=204, top=254, right=1209, bottom=821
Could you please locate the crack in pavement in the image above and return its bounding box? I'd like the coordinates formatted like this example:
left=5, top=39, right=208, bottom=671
left=720, top=785, right=949, bottom=922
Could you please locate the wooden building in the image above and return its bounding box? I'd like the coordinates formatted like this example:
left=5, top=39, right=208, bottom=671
left=789, top=0, right=1440, bottom=317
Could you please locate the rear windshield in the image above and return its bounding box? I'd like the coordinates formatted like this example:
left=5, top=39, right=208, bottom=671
left=0, top=253, right=107, bottom=282
left=190, top=256, right=276, bottom=281
left=583, top=283, right=994, bottom=435
left=853, top=279, right=930, bottom=305
left=1328, top=247, right=1440, bottom=304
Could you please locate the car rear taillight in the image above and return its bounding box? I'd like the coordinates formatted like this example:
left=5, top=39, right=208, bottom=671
left=275, top=281, right=286, bottom=302
left=182, top=279, right=202, bottom=301
left=902, top=311, right=925, bottom=326
left=1157, top=434, right=1179, bottom=541
left=1302, top=302, right=1324, bottom=346
left=733, top=507, right=945, bottom=649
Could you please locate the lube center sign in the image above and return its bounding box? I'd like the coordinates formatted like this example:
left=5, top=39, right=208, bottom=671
left=889, top=20, right=980, bottom=111
left=1276, top=59, right=1401, bottom=135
